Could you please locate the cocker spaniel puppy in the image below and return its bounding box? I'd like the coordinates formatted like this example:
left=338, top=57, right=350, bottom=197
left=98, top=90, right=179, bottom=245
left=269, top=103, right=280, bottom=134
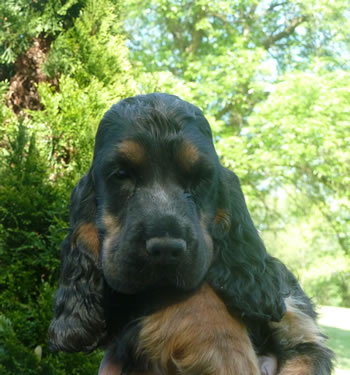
left=49, top=93, right=333, bottom=374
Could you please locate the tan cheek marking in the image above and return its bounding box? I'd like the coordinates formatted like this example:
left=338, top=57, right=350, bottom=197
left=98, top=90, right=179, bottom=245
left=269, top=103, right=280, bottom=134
left=177, top=141, right=200, bottom=172
left=278, top=356, right=312, bottom=375
left=73, top=223, right=100, bottom=257
left=200, top=215, right=214, bottom=264
left=118, top=140, right=145, bottom=165
left=137, top=284, right=259, bottom=374
left=103, top=213, right=120, bottom=235
left=214, top=208, right=231, bottom=231
left=102, top=213, right=121, bottom=257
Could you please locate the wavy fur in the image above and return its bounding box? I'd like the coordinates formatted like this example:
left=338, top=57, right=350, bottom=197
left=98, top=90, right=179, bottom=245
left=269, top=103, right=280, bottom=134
left=49, top=93, right=333, bottom=374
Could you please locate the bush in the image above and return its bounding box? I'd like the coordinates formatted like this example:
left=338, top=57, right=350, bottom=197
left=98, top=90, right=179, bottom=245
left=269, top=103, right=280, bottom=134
left=0, top=120, right=102, bottom=373
left=303, top=256, right=350, bottom=307
left=0, top=0, right=139, bottom=371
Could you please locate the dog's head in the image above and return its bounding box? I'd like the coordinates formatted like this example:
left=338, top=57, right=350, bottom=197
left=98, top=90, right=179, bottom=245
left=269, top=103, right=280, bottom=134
left=48, top=93, right=287, bottom=352
left=93, top=94, right=220, bottom=294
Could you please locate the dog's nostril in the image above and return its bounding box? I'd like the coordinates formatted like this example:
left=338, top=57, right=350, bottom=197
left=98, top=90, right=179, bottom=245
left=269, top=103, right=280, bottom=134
left=146, top=237, right=186, bottom=263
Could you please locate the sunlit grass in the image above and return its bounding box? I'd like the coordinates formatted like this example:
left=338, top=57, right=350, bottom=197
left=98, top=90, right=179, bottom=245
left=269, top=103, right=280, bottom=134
left=318, top=306, right=350, bottom=375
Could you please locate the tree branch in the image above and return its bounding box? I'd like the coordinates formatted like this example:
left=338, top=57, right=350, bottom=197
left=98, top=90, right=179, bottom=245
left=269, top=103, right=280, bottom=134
left=185, top=28, right=204, bottom=54
left=266, top=1, right=289, bottom=13
left=262, top=15, right=307, bottom=49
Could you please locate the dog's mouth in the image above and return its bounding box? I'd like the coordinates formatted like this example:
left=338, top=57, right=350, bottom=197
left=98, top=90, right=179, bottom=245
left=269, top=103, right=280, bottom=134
left=104, top=260, right=194, bottom=295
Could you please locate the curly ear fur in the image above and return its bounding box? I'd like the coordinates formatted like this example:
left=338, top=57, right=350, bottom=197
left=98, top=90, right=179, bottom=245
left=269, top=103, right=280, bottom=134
left=208, top=167, right=288, bottom=322
left=48, top=172, right=107, bottom=352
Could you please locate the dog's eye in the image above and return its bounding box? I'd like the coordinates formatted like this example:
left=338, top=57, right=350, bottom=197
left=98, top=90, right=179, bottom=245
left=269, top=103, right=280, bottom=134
left=184, top=191, right=193, bottom=200
left=114, top=168, right=129, bottom=179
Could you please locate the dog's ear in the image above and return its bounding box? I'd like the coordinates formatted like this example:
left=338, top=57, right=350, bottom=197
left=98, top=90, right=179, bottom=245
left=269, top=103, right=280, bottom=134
left=208, top=167, right=288, bottom=322
left=48, top=172, right=107, bottom=352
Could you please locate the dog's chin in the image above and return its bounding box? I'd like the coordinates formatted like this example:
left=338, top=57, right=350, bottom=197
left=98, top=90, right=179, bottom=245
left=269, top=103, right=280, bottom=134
left=104, top=271, right=204, bottom=296
left=106, top=277, right=154, bottom=295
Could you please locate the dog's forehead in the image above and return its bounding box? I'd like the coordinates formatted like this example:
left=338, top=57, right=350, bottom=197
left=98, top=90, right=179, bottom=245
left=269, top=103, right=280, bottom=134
left=96, top=95, right=211, bottom=141
left=94, top=94, right=217, bottom=165
left=115, top=137, right=201, bottom=174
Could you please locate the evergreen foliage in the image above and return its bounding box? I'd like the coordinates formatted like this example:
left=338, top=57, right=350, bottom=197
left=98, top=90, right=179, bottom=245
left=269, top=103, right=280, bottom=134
left=0, top=0, right=136, bottom=372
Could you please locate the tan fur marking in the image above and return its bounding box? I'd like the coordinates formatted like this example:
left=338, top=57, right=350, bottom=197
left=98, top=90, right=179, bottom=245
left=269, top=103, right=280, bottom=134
left=214, top=208, right=231, bottom=231
left=270, top=297, right=326, bottom=348
left=270, top=297, right=328, bottom=374
left=278, top=356, right=312, bottom=375
left=200, top=215, right=214, bottom=264
left=103, top=213, right=120, bottom=235
left=177, top=141, right=200, bottom=172
left=73, top=223, right=100, bottom=257
left=118, top=140, right=145, bottom=165
left=138, top=284, right=259, bottom=375
left=102, top=213, right=120, bottom=256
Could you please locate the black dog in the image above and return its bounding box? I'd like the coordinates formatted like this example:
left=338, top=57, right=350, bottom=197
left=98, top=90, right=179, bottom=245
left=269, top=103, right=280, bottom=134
left=49, top=93, right=333, bottom=374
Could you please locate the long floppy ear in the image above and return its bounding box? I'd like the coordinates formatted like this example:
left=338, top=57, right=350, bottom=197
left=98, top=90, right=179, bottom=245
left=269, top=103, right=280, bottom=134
left=208, top=167, right=288, bottom=322
left=48, top=172, right=108, bottom=352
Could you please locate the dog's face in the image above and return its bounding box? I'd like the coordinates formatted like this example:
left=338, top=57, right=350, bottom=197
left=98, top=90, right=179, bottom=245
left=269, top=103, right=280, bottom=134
left=92, top=95, right=220, bottom=294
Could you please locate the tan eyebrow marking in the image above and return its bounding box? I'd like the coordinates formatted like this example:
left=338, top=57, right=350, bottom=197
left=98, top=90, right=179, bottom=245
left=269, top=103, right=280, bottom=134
left=177, top=140, right=200, bottom=172
left=118, top=140, right=145, bottom=165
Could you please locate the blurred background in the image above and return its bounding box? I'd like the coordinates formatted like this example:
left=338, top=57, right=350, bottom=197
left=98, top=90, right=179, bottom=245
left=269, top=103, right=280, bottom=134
left=0, top=0, right=349, bottom=373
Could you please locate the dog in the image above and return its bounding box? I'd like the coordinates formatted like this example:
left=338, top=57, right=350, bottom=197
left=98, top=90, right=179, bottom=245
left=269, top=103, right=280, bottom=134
left=48, top=93, right=333, bottom=374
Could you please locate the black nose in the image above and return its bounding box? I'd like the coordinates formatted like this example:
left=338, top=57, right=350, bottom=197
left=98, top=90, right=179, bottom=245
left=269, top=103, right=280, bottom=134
left=146, top=237, right=186, bottom=264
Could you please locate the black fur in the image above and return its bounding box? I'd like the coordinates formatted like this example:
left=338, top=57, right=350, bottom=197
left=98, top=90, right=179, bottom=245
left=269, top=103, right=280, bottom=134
left=49, top=93, right=333, bottom=373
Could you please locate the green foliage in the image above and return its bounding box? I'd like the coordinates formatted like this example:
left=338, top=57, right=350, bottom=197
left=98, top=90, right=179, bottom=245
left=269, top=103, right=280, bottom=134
left=0, top=121, right=71, bottom=373
left=0, top=316, right=40, bottom=375
left=33, top=76, right=110, bottom=175
left=0, top=0, right=85, bottom=65
left=0, top=103, right=104, bottom=375
left=0, top=119, right=65, bottom=342
left=125, top=0, right=350, bottom=131
left=0, top=0, right=136, bottom=372
left=246, top=66, right=350, bottom=250
left=44, top=0, right=133, bottom=88
left=0, top=315, right=103, bottom=375
left=1, top=0, right=350, bottom=372
left=305, top=256, right=350, bottom=307
left=34, top=0, right=137, bottom=175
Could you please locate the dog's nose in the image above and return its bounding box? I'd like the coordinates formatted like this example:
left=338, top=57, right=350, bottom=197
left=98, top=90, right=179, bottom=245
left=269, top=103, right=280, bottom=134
left=146, top=237, right=186, bottom=264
